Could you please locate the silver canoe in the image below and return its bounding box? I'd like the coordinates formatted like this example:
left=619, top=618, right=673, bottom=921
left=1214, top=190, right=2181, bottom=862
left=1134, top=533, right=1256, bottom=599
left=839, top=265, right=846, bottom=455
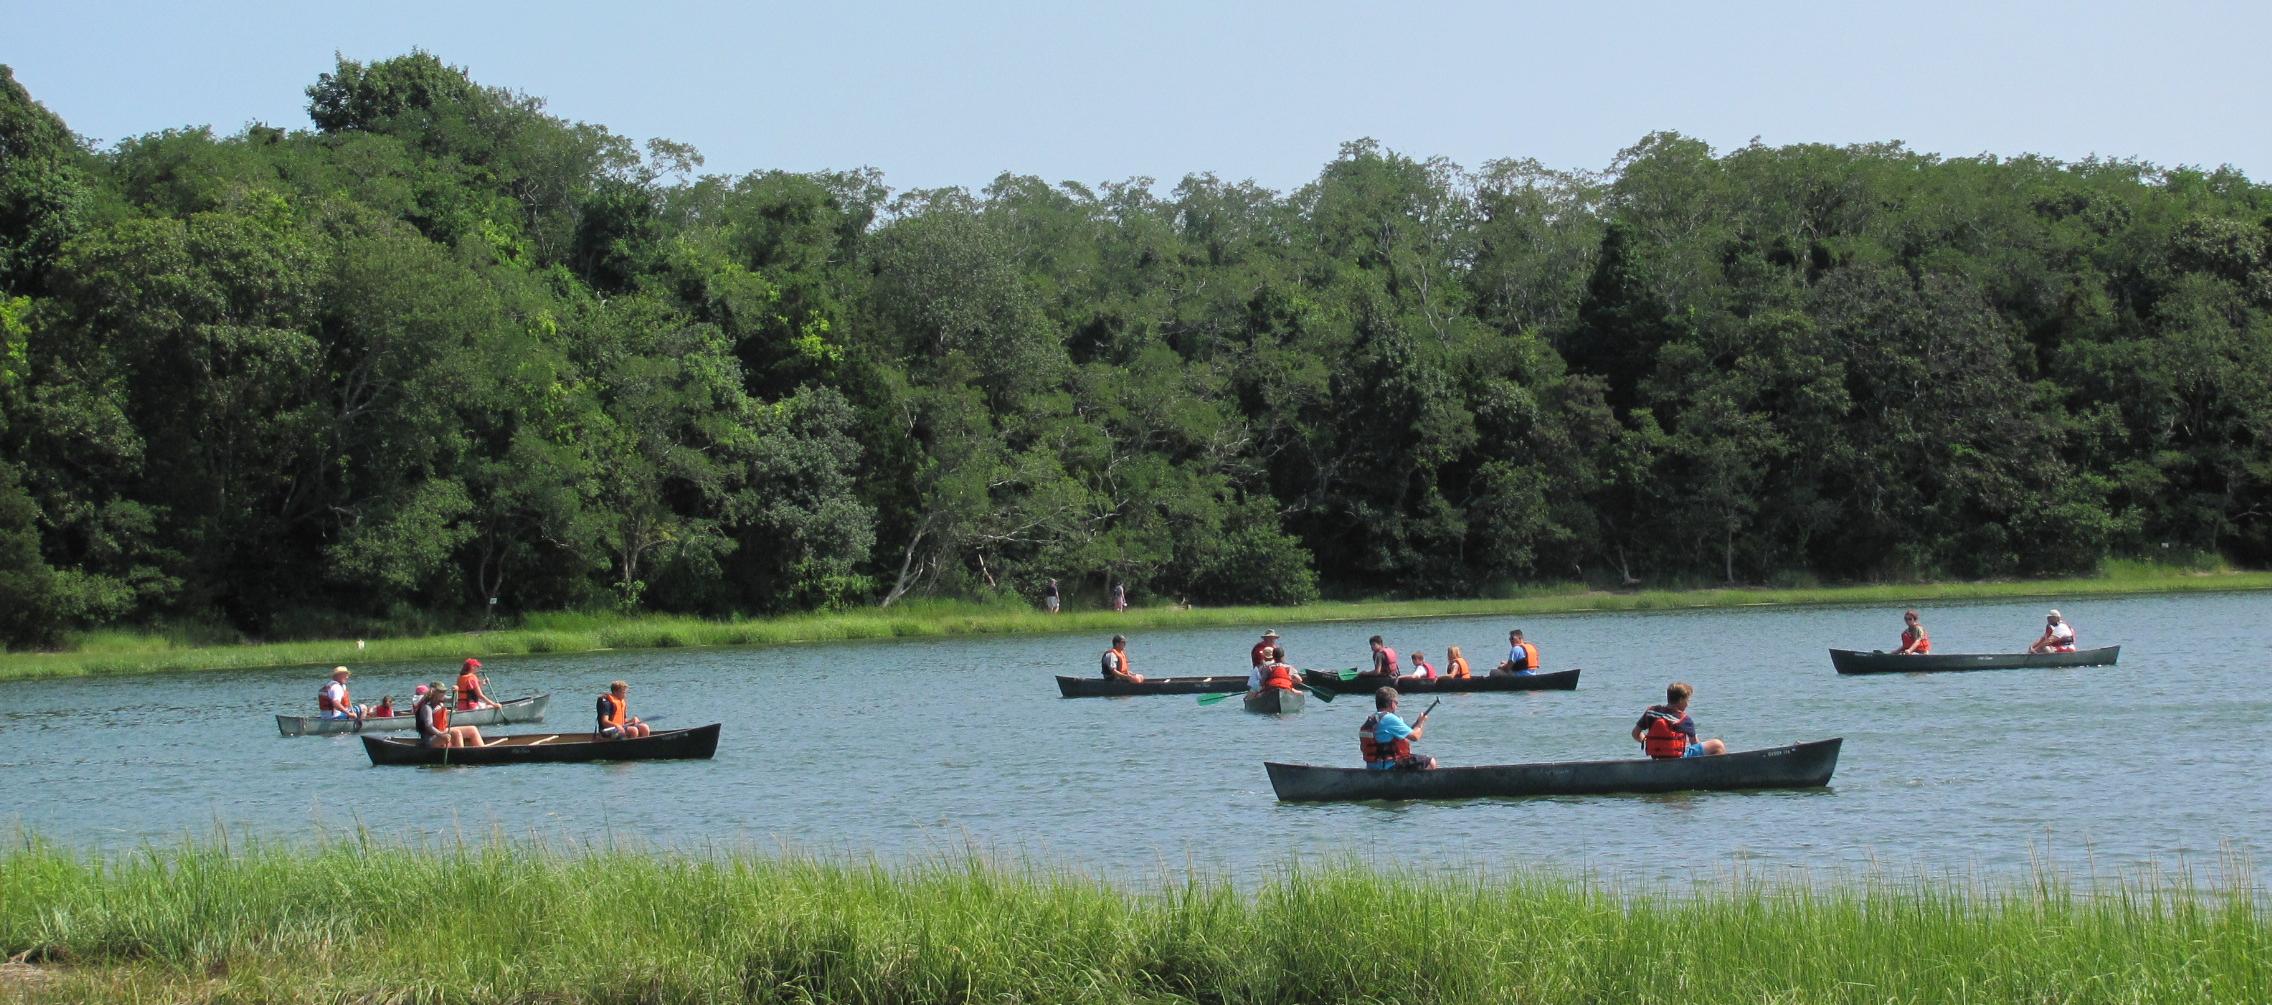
left=275, top=693, right=552, bottom=737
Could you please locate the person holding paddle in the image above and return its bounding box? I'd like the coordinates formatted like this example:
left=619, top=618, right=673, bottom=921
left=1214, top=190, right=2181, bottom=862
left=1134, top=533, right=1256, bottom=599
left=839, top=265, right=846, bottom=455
left=415, top=682, right=488, bottom=748
left=1360, top=687, right=1437, bottom=770
left=455, top=658, right=499, bottom=711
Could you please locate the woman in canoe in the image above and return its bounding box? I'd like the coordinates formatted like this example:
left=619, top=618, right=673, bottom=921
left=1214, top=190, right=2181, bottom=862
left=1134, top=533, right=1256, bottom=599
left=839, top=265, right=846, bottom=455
left=1443, top=646, right=1472, bottom=679
left=1895, top=610, right=1931, bottom=654
left=455, top=658, right=499, bottom=711
left=415, top=683, right=489, bottom=748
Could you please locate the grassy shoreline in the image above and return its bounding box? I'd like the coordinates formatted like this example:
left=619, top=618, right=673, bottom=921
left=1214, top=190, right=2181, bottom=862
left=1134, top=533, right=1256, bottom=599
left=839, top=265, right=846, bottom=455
left=0, top=840, right=2261, bottom=1004
left=4, top=563, right=2267, bottom=682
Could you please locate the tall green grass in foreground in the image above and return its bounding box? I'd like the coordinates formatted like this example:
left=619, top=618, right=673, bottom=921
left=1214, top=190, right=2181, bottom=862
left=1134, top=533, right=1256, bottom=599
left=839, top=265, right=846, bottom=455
left=0, top=840, right=2262, bottom=1003
left=5, top=564, right=2269, bottom=682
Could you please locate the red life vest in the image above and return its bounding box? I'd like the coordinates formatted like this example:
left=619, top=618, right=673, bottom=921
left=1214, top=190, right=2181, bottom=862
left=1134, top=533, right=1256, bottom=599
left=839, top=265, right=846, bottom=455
left=1513, top=641, right=1541, bottom=670
left=1900, top=627, right=1930, bottom=653
left=416, top=700, right=449, bottom=738
left=1251, top=641, right=1275, bottom=668
left=370, top=699, right=395, bottom=719
left=599, top=692, right=627, bottom=728
left=1409, top=659, right=1437, bottom=680
left=317, top=682, right=350, bottom=712
left=1640, top=706, right=1690, bottom=759
left=1259, top=662, right=1296, bottom=691
left=1359, top=712, right=1412, bottom=765
left=1373, top=647, right=1400, bottom=674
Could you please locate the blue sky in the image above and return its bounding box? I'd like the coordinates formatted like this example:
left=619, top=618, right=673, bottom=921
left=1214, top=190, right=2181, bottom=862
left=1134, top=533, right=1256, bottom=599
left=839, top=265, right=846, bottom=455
left=11, top=0, right=2268, bottom=193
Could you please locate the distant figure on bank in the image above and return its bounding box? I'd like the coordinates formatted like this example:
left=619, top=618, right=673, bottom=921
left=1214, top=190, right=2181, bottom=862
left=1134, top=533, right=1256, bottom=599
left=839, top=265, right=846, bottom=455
left=1443, top=645, right=1472, bottom=679
left=455, top=658, right=498, bottom=710
left=317, top=666, right=366, bottom=721
left=1493, top=629, right=1540, bottom=677
left=1250, top=629, right=1281, bottom=669
left=1403, top=650, right=1438, bottom=681
left=1111, top=581, right=1127, bottom=613
left=2030, top=610, right=2077, bottom=654
left=1101, top=634, right=1142, bottom=683
left=1633, top=682, right=1725, bottom=759
left=416, top=682, right=487, bottom=748
left=1895, top=610, right=1931, bottom=654
left=596, top=680, right=651, bottom=740
left=1363, top=635, right=1401, bottom=678
left=1043, top=578, right=1061, bottom=614
left=1360, top=687, right=1437, bottom=771
left=1251, top=646, right=1298, bottom=696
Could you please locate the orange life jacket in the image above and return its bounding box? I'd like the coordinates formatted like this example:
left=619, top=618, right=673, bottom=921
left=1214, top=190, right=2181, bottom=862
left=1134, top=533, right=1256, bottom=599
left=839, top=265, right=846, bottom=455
left=1901, top=627, right=1930, bottom=653
left=1259, top=662, right=1296, bottom=691
left=1359, top=712, right=1412, bottom=765
left=1445, top=657, right=1471, bottom=679
left=317, top=682, right=350, bottom=712
left=1513, top=641, right=1541, bottom=670
left=1101, top=648, right=1132, bottom=678
left=1640, top=706, right=1690, bottom=759
left=417, top=700, right=449, bottom=738
left=456, top=671, right=484, bottom=709
left=599, top=692, right=627, bottom=728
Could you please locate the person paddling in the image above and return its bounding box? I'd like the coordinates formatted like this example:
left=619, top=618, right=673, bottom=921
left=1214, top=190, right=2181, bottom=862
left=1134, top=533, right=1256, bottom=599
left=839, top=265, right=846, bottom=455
left=595, top=680, right=651, bottom=740
left=1101, top=634, right=1143, bottom=683
left=455, top=658, right=499, bottom=711
left=1251, top=646, right=1300, bottom=696
left=415, top=682, right=488, bottom=748
left=2029, top=610, right=2077, bottom=653
left=317, top=667, right=366, bottom=722
left=1894, top=610, right=1931, bottom=654
left=1633, top=682, right=1725, bottom=759
left=1359, top=687, right=1436, bottom=770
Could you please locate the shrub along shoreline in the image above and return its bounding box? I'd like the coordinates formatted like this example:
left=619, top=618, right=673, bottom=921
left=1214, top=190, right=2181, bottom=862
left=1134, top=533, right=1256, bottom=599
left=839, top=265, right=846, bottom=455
left=2, top=564, right=2266, bottom=682
left=0, top=840, right=2260, bottom=1004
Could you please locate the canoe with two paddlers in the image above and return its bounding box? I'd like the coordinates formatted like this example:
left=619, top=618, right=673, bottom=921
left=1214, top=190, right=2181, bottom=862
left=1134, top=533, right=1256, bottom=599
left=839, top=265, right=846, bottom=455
left=1299, top=668, right=1580, bottom=694
left=1829, top=646, right=2120, bottom=675
left=276, top=693, right=552, bottom=736
left=1264, top=738, right=1841, bottom=802
left=361, top=723, right=720, bottom=766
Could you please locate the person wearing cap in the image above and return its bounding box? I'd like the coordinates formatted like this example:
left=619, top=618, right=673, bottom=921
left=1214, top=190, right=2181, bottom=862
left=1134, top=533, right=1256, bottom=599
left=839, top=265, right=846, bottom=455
left=1250, top=630, right=1282, bottom=670
left=596, top=680, right=650, bottom=740
left=1101, top=634, right=1142, bottom=682
left=316, top=667, right=366, bottom=721
left=2029, top=610, right=2077, bottom=653
left=415, top=681, right=488, bottom=748
left=455, top=658, right=498, bottom=711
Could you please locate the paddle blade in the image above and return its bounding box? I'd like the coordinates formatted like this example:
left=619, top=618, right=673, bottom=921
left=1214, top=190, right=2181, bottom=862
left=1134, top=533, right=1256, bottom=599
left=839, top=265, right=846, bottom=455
left=1299, top=683, right=1335, bottom=703
left=1196, top=691, right=1238, bottom=706
left=1337, top=667, right=1361, bottom=680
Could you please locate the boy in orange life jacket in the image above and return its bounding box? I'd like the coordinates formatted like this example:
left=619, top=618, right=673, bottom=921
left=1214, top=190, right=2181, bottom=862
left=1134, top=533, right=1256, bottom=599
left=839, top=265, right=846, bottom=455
left=1632, top=682, right=1726, bottom=759
left=596, top=680, right=651, bottom=740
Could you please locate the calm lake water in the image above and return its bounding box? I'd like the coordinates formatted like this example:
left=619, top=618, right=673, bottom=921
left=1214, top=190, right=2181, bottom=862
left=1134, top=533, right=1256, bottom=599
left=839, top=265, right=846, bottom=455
left=3, top=593, right=2266, bottom=890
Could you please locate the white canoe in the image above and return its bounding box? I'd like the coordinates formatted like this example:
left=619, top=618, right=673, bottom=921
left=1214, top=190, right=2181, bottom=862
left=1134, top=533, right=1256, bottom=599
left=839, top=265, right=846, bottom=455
left=275, top=693, right=552, bottom=737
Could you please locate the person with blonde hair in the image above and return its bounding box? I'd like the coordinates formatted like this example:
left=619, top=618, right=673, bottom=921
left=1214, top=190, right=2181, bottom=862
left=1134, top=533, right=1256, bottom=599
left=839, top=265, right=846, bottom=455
left=1443, top=645, right=1472, bottom=679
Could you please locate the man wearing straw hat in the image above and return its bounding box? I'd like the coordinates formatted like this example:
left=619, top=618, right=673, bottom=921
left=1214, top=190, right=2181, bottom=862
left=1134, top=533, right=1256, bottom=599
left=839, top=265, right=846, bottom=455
left=316, top=666, right=366, bottom=722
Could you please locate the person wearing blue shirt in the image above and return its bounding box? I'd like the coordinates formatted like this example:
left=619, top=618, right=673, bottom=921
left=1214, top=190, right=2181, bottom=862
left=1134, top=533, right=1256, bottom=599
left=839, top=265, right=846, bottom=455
left=1358, top=687, right=1437, bottom=770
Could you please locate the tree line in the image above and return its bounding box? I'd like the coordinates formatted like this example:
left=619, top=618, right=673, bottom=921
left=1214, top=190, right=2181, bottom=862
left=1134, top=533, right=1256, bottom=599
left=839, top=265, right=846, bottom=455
left=2, top=52, right=2267, bottom=645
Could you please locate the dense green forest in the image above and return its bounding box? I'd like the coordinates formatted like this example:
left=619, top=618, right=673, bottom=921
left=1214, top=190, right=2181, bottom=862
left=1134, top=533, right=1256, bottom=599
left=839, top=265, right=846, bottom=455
left=1, top=53, right=2267, bottom=646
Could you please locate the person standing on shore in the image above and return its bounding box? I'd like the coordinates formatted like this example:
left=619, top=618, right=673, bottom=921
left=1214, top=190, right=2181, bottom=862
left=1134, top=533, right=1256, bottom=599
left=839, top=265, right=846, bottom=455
left=1111, top=581, right=1127, bottom=613
left=1101, top=634, right=1142, bottom=682
left=317, top=667, right=365, bottom=722
left=1894, top=610, right=1931, bottom=654
left=1043, top=578, right=1061, bottom=614
left=2029, top=610, right=2077, bottom=653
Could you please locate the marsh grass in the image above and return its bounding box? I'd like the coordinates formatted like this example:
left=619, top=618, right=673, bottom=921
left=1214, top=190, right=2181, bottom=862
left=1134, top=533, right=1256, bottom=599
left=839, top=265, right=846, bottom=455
left=4, top=565, right=2267, bottom=682
left=0, top=838, right=2260, bottom=1003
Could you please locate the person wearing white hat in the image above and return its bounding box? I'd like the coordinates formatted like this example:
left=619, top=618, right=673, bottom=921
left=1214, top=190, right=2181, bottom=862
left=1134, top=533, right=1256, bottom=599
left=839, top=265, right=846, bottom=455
left=2029, top=610, right=2077, bottom=653
left=316, top=666, right=366, bottom=722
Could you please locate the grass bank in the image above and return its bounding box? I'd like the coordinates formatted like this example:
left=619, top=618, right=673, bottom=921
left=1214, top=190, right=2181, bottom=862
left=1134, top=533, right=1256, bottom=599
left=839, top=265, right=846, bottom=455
left=4, top=562, right=2267, bottom=682
left=0, top=839, right=2261, bottom=1004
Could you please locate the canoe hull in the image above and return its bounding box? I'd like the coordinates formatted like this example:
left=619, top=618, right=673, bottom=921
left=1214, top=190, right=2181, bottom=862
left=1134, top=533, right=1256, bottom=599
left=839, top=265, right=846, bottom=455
left=277, top=694, right=552, bottom=737
left=1265, top=738, right=1842, bottom=802
left=360, top=723, right=720, bottom=766
left=1301, top=668, right=1580, bottom=694
left=1242, top=688, right=1306, bottom=714
left=1829, top=646, right=2120, bottom=674
left=1056, top=674, right=1249, bottom=697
